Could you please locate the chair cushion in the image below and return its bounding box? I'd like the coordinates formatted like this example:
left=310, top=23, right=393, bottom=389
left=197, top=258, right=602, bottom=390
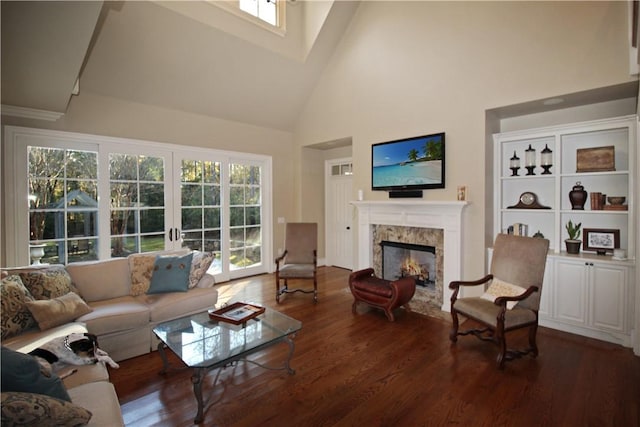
left=453, top=297, right=537, bottom=329
left=278, top=264, right=315, bottom=279
left=351, top=276, right=393, bottom=298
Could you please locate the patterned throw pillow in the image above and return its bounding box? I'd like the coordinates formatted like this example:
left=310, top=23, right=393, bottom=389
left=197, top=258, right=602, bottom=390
left=1, top=392, right=92, bottom=426
left=0, top=275, right=36, bottom=339
left=18, top=267, right=79, bottom=301
left=480, top=277, right=525, bottom=310
left=128, top=254, right=156, bottom=296
left=189, top=251, right=215, bottom=288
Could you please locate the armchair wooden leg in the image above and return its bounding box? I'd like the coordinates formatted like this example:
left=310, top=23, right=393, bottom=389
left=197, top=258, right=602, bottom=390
left=529, top=324, right=539, bottom=357
left=352, top=300, right=359, bottom=315
left=449, top=309, right=459, bottom=343
left=495, top=322, right=506, bottom=370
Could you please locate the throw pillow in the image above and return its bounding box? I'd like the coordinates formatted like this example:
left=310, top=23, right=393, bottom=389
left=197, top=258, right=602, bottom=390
left=18, top=267, right=79, bottom=301
left=25, top=292, right=93, bottom=331
left=0, top=276, right=36, bottom=340
left=1, top=392, right=92, bottom=426
left=128, top=254, right=156, bottom=296
left=189, top=251, right=215, bottom=288
left=147, top=252, right=194, bottom=294
left=0, top=346, right=70, bottom=402
left=480, top=277, right=525, bottom=310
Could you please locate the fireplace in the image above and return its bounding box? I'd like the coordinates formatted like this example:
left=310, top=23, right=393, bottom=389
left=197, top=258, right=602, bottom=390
left=381, top=241, right=436, bottom=290
left=351, top=200, right=468, bottom=313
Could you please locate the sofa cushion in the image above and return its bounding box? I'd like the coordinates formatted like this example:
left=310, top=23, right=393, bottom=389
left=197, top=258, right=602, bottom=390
left=18, top=266, right=79, bottom=301
left=67, top=381, right=123, bottom=427
left=189, top=251, right=215, bottom=288
left=66, top=258, right=131, bottom=302
left=148, top=253, right=193, bottom=294
left=60, top=363, right=109, bottom=390
left=1, top=391, right=92, bottom=427
left=25, top=292, right=93, bottom=331
left=1, top=323, right=88, bottom=354
left=0, top=346, right=70, bottom=402
left=1, top=275, right=37, bottom=339
left=140, top=287, right=218, bottom=323
left=75, top=296, right=149, bottom=336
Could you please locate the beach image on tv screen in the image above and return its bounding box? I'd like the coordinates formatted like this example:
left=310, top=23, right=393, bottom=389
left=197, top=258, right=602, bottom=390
left=372, top=135, right=443, bottom=188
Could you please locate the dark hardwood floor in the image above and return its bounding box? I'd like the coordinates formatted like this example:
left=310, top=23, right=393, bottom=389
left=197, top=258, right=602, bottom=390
left=110, top=267, right=640, bottom=426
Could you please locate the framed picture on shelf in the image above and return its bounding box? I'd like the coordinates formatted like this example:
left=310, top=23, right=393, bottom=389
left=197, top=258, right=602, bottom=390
left=583, top=228, right=620, bottom=253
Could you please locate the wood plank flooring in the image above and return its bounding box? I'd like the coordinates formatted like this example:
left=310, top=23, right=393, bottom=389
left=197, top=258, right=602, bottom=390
left=110, top=267, right=640, bottom=426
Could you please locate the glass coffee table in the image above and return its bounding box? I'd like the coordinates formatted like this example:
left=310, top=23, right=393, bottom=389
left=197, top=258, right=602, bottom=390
left=153, top=305, right=302, bottom=424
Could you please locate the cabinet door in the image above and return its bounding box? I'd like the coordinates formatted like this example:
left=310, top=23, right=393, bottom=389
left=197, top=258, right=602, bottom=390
left=591, top=264, right=627, bottom=332
left=554, top=259, right=588, bottom=324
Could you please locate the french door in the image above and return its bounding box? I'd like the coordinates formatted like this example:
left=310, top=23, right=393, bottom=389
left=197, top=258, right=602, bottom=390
left=4, top=126, right=271, bottom=282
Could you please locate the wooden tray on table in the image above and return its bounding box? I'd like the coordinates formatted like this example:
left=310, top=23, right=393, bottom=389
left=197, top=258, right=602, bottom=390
left=208, top=302, right=265, bottom=325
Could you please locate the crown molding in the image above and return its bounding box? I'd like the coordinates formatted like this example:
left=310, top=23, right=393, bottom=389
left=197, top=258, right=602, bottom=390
left=1, top=104, right=64, bottom=121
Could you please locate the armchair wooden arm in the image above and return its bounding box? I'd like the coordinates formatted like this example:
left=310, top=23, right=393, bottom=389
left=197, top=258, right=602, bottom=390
left=494, top=285, right=539, bottom=307
left=449, top=274, right=493, bottom=303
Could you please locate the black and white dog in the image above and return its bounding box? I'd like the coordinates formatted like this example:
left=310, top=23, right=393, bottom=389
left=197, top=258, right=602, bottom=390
left=29, top=333, right=119, bottom=377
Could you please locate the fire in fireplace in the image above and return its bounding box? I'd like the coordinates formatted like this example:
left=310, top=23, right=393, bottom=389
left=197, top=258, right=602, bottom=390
left=380, top=240, right=436, bottom=289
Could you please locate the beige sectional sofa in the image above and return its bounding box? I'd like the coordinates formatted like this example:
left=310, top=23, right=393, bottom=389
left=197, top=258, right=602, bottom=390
left=1, top=249, right=219, bottom=425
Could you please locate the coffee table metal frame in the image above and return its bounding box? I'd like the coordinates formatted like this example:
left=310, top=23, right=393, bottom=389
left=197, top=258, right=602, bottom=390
left=153, top=308, right=301, bottom=424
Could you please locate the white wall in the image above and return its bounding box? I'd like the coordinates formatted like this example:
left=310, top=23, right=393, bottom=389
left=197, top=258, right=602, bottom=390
left=294, top=1, right=636, bottom=280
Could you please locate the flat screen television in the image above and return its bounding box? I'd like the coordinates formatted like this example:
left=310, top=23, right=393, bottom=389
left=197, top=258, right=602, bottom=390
left=371, top=132, right=445, bottom=195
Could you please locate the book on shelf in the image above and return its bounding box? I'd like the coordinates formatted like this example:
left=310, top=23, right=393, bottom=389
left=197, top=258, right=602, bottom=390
left=507, top=223, right=528, bottom=236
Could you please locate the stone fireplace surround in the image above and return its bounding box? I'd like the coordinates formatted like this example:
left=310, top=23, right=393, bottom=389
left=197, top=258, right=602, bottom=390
left=352, top=200, right=468, bottom=313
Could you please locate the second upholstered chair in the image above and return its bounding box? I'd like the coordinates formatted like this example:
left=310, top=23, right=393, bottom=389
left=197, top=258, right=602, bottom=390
left=275, top=222, right=318, bottom=303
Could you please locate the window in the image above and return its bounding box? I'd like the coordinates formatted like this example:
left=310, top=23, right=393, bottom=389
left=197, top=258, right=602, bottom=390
left=208, top=0, right=284, bottom=32
left=109, top=153, right=167, bottom=256
left=229, top=162, right=262, bottom=271
left=5, top=127, right=272, bottom=283
left=28, top=147, right=99, bottom=264
left=239, top=0, right=278, bottom=27
left=331, top=162, right=353, bottom=176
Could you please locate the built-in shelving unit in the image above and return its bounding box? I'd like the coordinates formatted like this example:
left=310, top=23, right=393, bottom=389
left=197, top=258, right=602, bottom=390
left=493, top=115, right=637, bottom=347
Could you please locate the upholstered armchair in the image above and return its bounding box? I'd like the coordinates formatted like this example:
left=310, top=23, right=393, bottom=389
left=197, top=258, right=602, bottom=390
left=349, top=268, right=416, bottom=322
left=275, top=222, right=318, bottom=303
left=449, top=233, right=549, bottom=369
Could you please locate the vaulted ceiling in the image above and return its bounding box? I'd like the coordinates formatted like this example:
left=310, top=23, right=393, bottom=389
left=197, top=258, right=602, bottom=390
left=1, top=1, right=360, bottom=130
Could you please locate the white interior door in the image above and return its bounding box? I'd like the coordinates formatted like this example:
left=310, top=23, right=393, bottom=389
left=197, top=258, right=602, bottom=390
left=325, top=158, right=353, bottom=270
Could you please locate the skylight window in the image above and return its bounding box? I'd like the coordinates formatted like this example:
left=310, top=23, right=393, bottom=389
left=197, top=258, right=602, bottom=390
left=239, top=0, right=278, bottom=27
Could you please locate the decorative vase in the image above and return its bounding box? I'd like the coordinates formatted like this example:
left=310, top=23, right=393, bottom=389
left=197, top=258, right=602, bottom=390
left=565, top=239, right=581, bottom=254
left=29, top=243, right=46, bottom=265
left=569, top=182, right=587, bottom=210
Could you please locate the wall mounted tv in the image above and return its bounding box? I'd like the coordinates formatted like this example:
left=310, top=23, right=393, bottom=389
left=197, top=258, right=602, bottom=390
left=372, top=132, right=445, bottom=197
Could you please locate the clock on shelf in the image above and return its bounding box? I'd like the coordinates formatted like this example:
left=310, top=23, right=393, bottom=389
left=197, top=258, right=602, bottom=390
left=507, top=191, right=551, bottom=209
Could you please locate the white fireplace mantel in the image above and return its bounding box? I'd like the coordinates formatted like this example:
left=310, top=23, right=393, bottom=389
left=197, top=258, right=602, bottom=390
left=351, top=200, right=469, bottom=312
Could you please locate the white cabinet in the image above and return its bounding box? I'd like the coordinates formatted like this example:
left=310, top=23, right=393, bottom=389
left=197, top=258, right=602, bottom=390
left=493, top=116, right=637, bottom=347
left=553, top=257, right=629, bottom=334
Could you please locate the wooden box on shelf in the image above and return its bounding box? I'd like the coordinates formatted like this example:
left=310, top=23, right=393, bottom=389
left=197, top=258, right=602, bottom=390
left=576, top=146, right=615, bottom=172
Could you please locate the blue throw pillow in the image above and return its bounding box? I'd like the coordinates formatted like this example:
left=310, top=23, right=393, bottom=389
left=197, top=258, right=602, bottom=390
left=147, top=252, right=194, bottom=294
left=0, top=346, right=71, bottom=402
